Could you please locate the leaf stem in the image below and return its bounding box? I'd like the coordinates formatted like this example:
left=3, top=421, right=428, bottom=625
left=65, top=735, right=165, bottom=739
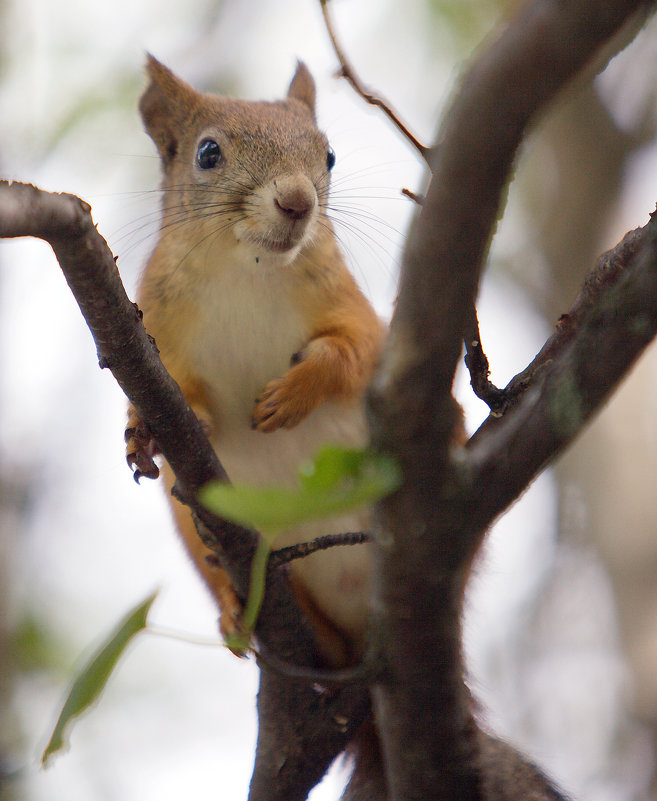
left=145, top=625, right=222, bottom=648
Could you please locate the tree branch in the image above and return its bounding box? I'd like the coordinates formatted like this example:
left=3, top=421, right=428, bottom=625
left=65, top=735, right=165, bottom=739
left=468, top=214, right=657, bottom=530
left=463, top=306, right=507, bottom=415
left=269, top=531, right=370, bottom=569
left=366, top=1, right=654, bottom=799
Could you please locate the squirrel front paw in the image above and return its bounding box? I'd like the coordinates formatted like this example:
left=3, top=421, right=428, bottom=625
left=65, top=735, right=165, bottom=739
left=125, top=413, right=160, bottom=482
left=252, top=372, right=316, bottom=433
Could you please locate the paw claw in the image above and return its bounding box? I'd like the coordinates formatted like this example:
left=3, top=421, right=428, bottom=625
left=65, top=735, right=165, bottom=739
left=125, top=420, right=160, bottom=481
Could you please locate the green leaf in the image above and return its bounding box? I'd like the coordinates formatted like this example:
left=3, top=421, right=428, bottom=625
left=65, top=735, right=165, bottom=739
left=41, top=590, right=158, bottom=766
left=199, top=446, right=402, bottom=537
left=199, top=447, right=401, bottom=650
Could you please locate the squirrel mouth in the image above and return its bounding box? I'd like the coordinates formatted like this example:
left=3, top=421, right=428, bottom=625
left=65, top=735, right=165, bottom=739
left=239, top=221, right=310, bottom=255
left=267, top=238, right=296, bottom=253
left=259, top=233, right=304, bottom=253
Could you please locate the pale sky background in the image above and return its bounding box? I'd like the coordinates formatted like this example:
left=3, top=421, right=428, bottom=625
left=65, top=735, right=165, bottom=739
left=2, top=1, right=657, bottom=800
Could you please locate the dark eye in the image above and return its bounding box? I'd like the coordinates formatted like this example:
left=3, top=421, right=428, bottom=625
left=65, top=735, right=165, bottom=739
left=196, top=138, right=222, bottom=170
left=326, top=146, right=336, bottom=172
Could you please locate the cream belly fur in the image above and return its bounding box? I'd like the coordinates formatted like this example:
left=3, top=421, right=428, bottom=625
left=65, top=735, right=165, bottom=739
left=214, top=406, right=372, bottom=642
left=186, top=249, right=373, bottom=641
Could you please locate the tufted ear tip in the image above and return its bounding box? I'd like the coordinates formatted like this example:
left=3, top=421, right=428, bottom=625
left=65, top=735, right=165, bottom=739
left=139, top=56, right=200, bottom=167
left=287, top=61, right=316, bottom=117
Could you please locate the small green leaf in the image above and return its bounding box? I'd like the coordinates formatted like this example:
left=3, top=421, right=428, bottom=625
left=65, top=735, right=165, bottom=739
left=199, top=447, right=401, bottom=649
left=199, top=446, right=401, bottom=536
left=41, top=590, right=158, bottom=766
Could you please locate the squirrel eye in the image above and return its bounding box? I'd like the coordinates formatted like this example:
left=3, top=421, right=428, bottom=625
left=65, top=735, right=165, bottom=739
left=196, top=138, right=222, bottom=170
left=326, top=146, right=336, bottom=172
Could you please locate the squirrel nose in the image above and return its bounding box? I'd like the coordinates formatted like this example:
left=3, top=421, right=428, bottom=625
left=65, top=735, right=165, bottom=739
left=274, top=176, right=316, bottom=221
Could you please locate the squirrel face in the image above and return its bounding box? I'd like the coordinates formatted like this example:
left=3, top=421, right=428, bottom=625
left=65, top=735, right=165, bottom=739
left=140, top=56, right=336, bottom=262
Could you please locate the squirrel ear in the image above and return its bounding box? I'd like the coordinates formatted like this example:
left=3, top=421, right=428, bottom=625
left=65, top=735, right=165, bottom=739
left=139, top=54, right=200, bottom=167
left=287, top=61, right=316, bottom=118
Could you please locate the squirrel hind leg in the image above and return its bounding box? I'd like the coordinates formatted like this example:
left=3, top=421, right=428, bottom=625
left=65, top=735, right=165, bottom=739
left=162, top=464, right=246, bottom=654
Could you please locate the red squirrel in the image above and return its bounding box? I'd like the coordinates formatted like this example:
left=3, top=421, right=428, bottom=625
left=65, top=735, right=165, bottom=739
left=124, top=57, right=570, bottom=801
left=125, top=56, right=385, bottom=664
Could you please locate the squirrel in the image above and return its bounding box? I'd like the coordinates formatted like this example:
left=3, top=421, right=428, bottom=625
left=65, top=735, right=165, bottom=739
left=124, top=57, right=568, bottom=801
left=125, top=55, right=385, bottom=666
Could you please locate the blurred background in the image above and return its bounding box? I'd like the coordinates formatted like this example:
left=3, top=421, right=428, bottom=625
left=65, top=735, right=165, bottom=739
left=2, top=1, right=657, bottom=799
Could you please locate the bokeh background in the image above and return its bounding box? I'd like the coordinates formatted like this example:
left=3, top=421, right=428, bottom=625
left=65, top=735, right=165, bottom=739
left=2, top=1, right=657, bottom=799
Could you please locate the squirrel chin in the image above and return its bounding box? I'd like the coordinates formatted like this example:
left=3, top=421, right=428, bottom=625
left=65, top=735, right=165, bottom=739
left=235, top=221, right=315, bottom=260
left=235, top=235, right=307, bottom=266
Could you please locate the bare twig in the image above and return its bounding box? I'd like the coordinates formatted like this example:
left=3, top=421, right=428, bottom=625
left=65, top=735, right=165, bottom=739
left=401, top=187, right=424, bottom=205
left=270, top=531, right=369, bottom=569
left=319, top=0, right=430, bottom=161
left=463, top=306, right=507, bottom=415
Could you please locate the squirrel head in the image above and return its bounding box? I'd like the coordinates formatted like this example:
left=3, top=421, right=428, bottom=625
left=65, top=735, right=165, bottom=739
left=139, top=56, right=336, bottom=262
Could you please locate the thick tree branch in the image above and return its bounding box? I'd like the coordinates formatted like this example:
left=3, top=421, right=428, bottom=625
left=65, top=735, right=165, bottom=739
left=366, top=2, right=654, bottom=800
left=0, top=179, right=370, bottom=801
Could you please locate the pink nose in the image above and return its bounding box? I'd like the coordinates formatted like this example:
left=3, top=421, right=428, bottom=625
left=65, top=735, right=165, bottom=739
left=274, top=176, right=316, bottom=221
left=275, top=194, right=312, bottom=220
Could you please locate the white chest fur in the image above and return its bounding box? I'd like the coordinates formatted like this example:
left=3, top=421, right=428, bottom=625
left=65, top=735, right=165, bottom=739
left=175, top=247, right=372, bottom=641
left=176, top=243, right=367, bottom=483
left=189, top=256, right=306, bottom=414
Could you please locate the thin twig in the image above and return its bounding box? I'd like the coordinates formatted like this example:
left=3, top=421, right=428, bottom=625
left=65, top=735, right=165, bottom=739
left=401, top=187, right=425, bottom=205
left=254, top=643, right=378, bottom=687
left=270, top=531, right=370, bottom=570
left=463, top=304, right=508, bottom=416
left=319, top=0, right=430, bottom=162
